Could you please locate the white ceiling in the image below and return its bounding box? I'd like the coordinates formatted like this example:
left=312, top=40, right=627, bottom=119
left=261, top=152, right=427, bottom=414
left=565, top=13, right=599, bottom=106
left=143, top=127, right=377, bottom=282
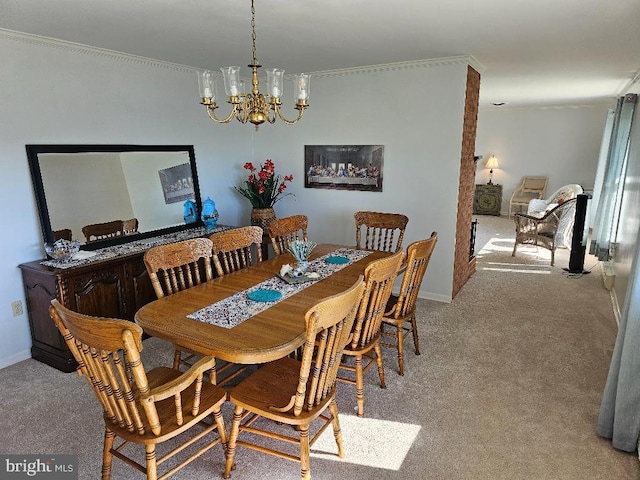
left=2, top=0, right=639, bottom=108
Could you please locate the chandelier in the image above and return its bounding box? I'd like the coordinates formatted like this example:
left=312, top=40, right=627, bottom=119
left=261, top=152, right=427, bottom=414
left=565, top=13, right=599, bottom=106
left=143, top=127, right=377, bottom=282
left=197, top=0, right=310, bottom=130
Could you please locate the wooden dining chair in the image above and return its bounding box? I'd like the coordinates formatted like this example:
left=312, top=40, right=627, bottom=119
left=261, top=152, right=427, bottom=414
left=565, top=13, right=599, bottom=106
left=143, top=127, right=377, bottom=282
left=143, top=238, right=214, bottom=377
left=82, top=219, right=124, bottom=243
left=354, top=211, right=408, bottom=253
left=267, top=214, right=308, bottom=256
left=381, top=232, right=438, bottom=375
left=122, top=217, right=139, bottom=235
left=53, top=228, right=73, bottom=241
left=209, top=226, right=263, bottom=385
left=223, top=277, right=365, bottom=480
left=49, top=299, right=228, bottom=480
left=337, top=250, right=404, bottom=417
left=210, top=226, right=263, bottom=276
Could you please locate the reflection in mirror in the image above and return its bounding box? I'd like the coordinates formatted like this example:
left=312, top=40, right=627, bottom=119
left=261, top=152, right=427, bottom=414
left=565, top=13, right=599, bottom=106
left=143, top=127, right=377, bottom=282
left=27, top=145, right=204, bottom=250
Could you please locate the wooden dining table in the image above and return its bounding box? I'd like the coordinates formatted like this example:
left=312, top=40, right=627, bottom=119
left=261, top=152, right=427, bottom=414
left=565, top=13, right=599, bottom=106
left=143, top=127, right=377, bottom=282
left=135, top=244, right=390, bottom=365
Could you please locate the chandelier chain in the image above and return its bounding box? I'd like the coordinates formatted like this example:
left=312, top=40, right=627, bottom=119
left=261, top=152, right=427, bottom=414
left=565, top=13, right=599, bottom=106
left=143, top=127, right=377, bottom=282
left=251, top=0, right=258, bottom=66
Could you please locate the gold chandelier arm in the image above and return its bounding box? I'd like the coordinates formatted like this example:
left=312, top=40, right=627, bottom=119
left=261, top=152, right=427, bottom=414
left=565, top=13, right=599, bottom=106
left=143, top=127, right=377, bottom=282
left=205, top=104, right=239, bottom=124
left=274, top=104, right=306, bottom=125
left=266, top=104, right=278, bottom=124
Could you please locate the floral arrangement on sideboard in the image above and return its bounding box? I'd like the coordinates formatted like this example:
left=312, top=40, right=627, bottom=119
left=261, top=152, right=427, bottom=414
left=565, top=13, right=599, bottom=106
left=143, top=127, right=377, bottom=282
left=235, top=159, right=294, bottom=209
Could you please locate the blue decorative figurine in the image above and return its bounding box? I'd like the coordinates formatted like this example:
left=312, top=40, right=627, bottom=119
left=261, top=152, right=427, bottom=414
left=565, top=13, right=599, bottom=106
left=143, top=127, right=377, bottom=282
left=183, top=199, right=197, bottom=224
left=201, top=197, right=219, bottom=230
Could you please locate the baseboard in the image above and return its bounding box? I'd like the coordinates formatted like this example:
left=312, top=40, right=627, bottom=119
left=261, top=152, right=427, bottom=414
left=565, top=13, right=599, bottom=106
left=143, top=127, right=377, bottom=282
left=418, top=289, right=452, bottom=303
left=0, top=349, right=31, bottom=370
left=610, top=288, right=621, bottom=327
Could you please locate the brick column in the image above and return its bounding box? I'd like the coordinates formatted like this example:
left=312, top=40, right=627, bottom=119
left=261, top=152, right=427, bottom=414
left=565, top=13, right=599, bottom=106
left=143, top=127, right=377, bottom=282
left=452, top=66, right=480, bottom=298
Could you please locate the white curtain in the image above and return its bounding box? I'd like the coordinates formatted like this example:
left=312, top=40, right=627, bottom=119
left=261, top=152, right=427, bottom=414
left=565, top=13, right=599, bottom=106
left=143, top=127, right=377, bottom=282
left=597, top=93, right=640, bottom=451
left=590, top=94, right=637, bottom=260
left=597, top=213, right=640, bottom=451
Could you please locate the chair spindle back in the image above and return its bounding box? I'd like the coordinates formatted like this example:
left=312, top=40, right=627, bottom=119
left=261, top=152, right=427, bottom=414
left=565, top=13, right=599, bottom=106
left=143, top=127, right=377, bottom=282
left=144, top=237, right=213, bottom=298
left=354, top=211, right=408, bottom=253
left=49, top=300, right=162, bottom=435
left=351, top=250, right=404, bottom=349
left=393, top=232, right=438, bottom=319
left=267, top=215, right=309, bottom=256
left=210, top=226, right=263, bottom=276
left=291, top=278, right=365, bottom=416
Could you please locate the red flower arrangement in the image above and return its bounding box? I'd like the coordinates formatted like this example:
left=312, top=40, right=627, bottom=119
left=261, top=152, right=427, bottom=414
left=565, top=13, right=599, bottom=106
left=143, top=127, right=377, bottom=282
left=235, top=159, right=294, bottom=208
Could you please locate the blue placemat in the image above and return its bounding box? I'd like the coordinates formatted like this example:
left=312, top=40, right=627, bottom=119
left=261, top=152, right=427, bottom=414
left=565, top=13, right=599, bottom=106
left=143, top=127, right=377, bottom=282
left=247, top=289, right=282, bottom=302
left=325, top=255, right=349, bottom=264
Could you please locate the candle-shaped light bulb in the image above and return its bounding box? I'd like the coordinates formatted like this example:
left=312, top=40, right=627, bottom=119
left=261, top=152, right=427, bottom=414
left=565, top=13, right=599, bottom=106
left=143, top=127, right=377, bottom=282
left=198, top=70, right=215, bottom=101
left=294, top=74, right=310, bottom=102
left=266, top=68, right=284, bottom=99
left=221, top=66, right=241, bottom=97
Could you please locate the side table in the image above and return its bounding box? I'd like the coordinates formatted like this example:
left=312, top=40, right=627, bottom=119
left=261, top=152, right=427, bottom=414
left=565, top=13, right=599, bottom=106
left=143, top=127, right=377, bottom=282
left=474, top=184, right=503, bottom=216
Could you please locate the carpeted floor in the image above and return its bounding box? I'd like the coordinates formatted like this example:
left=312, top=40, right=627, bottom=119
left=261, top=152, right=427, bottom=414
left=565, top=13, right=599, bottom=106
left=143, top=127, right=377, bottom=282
left=1, top=215, right=638, bottom=479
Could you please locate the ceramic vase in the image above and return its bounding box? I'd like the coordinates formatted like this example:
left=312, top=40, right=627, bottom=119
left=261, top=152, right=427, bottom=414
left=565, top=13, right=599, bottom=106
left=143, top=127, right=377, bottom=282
left=201, top=197, right=219, bottom=230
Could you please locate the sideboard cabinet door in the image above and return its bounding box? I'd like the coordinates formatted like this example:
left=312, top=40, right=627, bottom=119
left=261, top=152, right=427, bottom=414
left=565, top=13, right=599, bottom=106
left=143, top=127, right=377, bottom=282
left=20, top=257, right=151, bottom=372
left=21, top=266, right=75, bottom=372
left=62, top=265, right=127, bottom=319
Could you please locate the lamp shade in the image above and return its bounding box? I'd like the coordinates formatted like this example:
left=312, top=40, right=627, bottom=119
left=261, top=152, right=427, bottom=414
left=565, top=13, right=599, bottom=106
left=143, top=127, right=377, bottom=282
left=485, top=156, right=500, bottom=170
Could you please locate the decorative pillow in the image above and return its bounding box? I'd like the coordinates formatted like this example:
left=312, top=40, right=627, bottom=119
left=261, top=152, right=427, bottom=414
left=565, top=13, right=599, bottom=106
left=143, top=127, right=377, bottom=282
left=527, top=199, right=548, bottom=217
left=554, top=189, right=573, bottom=204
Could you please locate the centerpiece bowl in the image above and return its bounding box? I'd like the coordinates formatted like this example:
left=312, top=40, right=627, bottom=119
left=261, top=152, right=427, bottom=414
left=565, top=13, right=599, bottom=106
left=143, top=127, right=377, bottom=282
left=45, top=239, right=80, bottom=263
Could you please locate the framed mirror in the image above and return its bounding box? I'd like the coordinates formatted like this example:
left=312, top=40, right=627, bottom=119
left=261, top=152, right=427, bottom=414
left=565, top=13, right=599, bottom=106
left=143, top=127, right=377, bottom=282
left=27, top=144, right=204, bottom=250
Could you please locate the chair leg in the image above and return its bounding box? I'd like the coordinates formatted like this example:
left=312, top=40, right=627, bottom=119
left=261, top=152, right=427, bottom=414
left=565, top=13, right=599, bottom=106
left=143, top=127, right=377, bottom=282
left=224, top=405, right=243, bottom=479
left=512, top=242, right=518, bottom=257
left=551, top=248, right=555, bottom=266
left=173, top=348, right=182, bottom=370
left=299, top=423, right=311, bottom=480
left=101, top=427, right=115, bottom=480
left=213, top=407, right=229, bottom=452
left=411, top=313, right=421, bottom=356
left=208, top=362, right=218, bottom=385
left=374, top=342, right=386, bottom=390
left=396, top=324, right=405, bottom=376
left=145, top=444, right=157, bottom=480
left=328, top=399, right=344, bottom=458
left=355, top=355, right=365, bottom=417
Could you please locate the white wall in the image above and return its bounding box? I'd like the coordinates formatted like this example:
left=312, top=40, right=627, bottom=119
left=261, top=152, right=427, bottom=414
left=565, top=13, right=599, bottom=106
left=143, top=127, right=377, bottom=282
left=0, top=31, right=472, bottom=368
left=475, top=105, right=612, bottom=213
left=250, top=63, right=469, bottom=304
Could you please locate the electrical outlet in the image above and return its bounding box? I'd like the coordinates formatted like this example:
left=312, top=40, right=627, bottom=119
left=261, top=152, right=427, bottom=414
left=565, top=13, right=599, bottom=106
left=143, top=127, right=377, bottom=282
left=11, top=300, right=23, bottom=317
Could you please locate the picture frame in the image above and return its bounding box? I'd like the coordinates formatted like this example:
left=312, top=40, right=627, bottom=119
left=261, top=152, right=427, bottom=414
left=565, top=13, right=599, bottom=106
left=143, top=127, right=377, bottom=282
left=158, top=163, right=195, bottom=204
left=304, top=145, right=384, bottom=192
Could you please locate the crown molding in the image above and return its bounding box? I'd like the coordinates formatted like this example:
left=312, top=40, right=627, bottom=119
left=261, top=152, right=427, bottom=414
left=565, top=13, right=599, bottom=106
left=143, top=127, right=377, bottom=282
left=1, top=28, right=486, bottom=80
left=309, top=55, right=485, bottom=78
left=478, top=101, right=615, bottom=112
left=0, top=28, right=198, bottom=73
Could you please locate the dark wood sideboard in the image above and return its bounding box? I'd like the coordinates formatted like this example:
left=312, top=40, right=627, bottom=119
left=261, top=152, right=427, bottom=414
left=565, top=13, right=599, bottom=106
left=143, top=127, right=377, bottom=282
left=19, top=252, right=158, bottom=372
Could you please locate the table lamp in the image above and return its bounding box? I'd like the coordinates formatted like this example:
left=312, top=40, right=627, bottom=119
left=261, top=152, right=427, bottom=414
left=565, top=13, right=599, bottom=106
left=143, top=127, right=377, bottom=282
left=485, top=155, right=500, bottom=185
